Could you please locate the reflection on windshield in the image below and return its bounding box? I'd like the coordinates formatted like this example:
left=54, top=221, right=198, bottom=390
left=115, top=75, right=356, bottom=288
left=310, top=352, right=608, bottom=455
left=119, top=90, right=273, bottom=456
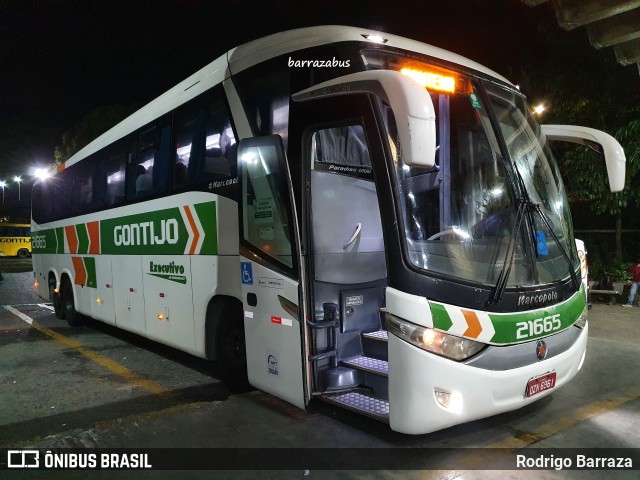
left=484, top=83, right=578, bottom=283
left=386, top=77, right=576, bottom=287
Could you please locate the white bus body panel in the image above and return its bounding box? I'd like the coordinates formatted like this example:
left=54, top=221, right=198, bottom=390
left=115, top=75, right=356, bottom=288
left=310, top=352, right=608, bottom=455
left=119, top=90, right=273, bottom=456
left=388, top=324, right=588, bottom=435
left=227, top=25, right=512, bottom=85
left=143, top=254, right=195, bottom=349
left=112, top=255, right=145, bottom=334
left=33, top=192, right=242, bottom=359
left=241, top=258, right=306, bottom=409
left=542, top=124, right=626, bottom=192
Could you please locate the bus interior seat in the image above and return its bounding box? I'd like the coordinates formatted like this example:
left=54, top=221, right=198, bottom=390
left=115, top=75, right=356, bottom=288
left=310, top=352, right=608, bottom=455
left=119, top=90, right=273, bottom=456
left=136, top=172, right=152, bottom=196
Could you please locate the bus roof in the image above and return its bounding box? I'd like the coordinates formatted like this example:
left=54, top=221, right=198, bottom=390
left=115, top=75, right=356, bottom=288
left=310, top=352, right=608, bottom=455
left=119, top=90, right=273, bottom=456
left=227, top=25, right=512, bottom=84
left=0, top=222, right=30, bottom=227
left=62, top=25, right=513, bottom=170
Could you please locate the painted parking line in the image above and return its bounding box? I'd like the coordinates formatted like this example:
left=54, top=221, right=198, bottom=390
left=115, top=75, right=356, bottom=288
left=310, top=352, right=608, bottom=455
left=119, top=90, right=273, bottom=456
left=488, top=386, right=640, bottom=448
left=4, top=305, right=171, bottom=396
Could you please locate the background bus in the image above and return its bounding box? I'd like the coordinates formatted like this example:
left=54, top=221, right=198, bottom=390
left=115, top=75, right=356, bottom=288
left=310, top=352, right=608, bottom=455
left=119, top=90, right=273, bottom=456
left=0, top=222, right=31, bottom=258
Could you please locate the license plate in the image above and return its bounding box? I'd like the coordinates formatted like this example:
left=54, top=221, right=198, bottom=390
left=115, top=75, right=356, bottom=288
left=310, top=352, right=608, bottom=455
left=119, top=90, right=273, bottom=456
left=526, top=372, right=556, bottom=397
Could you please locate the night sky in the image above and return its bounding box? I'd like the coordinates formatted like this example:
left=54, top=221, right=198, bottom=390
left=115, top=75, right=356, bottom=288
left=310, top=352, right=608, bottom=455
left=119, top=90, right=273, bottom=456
left=0, top=0, right=573, bottom=203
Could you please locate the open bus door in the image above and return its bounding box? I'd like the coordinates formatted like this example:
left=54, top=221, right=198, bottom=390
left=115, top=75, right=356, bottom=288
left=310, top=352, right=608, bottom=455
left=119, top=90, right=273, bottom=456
left=237, top=135, right=308, bottom=409
left=236, top=70, right=436, bottom=412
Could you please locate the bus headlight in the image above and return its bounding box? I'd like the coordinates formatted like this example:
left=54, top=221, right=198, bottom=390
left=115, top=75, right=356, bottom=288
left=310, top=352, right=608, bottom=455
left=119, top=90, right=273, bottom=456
left=386, top=314, right=485, bottom=361
left=574, top=305, right=588, bottom=329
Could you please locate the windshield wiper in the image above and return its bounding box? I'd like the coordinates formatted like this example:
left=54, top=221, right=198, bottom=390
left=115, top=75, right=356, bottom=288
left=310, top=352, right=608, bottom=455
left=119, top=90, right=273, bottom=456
left=531, top=204, right=580, bottom=290
left=490, top=198, right=528, bottom=304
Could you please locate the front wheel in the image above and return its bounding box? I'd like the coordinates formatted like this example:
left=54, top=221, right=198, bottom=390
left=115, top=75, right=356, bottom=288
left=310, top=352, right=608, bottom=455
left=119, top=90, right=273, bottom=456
left=217, top=314, right=250, bottom=392
left=17, top=249, right=30, bottom=259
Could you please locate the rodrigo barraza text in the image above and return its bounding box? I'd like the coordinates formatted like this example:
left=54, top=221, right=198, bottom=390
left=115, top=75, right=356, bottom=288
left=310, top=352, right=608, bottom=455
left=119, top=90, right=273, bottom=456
left=516, top=454, right=633, bottom=470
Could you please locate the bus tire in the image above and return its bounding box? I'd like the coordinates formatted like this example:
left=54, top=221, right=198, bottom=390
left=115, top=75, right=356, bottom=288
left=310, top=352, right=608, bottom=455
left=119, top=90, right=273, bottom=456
left=50, top=279, right=64, bottom=320
left=61, top=278, right=82, bottom=326
left=17, top=248, right=30, bottom=259
left=217, top=307, right=250, bottom=392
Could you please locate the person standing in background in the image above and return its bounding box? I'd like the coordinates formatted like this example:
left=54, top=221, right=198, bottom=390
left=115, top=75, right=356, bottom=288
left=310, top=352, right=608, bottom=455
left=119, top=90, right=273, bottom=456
left=623, top=261, right=640, bottom=307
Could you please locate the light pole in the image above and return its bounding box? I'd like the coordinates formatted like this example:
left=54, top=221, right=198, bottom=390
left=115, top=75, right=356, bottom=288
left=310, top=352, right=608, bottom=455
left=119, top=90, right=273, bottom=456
left=0, top=181, right=5, bottom=205
left=13, top=176, right=21, bottom=202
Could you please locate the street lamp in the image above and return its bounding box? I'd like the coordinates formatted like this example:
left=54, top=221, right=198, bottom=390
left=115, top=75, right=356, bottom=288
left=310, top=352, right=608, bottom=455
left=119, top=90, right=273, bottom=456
left=13, top=176, right=21, bottom=202
left=33, top=168, right=51, bottom=181
left=0, top=181, right=5, bottom=205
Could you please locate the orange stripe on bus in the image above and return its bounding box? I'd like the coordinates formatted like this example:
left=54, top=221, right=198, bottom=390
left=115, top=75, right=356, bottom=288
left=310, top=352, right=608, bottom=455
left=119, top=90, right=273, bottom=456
left=87, top=221, right=100, bottom=254
left=183, top=205, right=199, bottom=255
left=461, top=309, right=482, bottom=338
left=65, top=225, right=78, bottom=254
left=71, top=256, right=87, bottom=286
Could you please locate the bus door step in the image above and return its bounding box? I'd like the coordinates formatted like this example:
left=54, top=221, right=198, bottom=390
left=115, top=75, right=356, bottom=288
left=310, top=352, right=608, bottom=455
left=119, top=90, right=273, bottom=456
left=361, top=330, right=388, bottom=360
left=362, top=329, right=388, bottom=342
left=341, top=355, right=388, bottom=377
left=319, top=389, right=389, bottom=423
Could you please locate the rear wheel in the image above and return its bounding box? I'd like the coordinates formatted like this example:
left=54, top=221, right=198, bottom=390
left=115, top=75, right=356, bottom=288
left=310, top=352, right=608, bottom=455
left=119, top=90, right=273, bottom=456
left=50, top=280, right=64, bottom=319
left=61, top=279, right=82, bottom=326
left=17, top=248, right=30, bottom=258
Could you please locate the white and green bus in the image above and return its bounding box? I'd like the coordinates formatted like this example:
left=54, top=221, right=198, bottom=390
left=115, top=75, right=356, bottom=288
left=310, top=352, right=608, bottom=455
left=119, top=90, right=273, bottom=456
left=32, top=26, right=625, bottom=434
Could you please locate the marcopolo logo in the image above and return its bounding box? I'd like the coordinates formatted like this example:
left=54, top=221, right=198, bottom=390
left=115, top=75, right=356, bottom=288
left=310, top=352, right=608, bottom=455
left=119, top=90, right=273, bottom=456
left=517, top=291, right=559, bottom=307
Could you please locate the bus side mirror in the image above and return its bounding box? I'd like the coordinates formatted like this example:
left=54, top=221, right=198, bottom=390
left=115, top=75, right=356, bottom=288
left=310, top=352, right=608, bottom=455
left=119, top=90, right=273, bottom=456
left=292, top=70, right=436, bottom=168
left=541, top=125, right=626, bottom=192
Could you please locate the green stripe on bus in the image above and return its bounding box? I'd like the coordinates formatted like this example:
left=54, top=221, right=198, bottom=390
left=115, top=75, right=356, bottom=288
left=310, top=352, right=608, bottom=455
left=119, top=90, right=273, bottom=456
left=487, top=287, right=586, bottom=344
left=35, top=201, right=218, bottom=256
left=428, top=287, right=586, bottom=345
left=430, top=302, right=453, bottom=332
left=194, top=201, right=217, bottom=255
left=101, top=208, right=188, bottom=255
left=84, top=257, right=97, bottom=288
left=31, top=228, right=58, bottom=254
left=76, top=224, right=89, bottom=254
left=56, top=227, right=64, bottom=253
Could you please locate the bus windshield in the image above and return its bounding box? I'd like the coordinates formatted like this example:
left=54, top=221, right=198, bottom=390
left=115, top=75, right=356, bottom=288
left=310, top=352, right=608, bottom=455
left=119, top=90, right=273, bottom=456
left=384, top=70, right=576, bottom=288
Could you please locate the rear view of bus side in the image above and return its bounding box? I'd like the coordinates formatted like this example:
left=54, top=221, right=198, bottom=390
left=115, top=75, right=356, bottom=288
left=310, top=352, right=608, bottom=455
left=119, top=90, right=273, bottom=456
left=32, top=26, right=625, bottom=434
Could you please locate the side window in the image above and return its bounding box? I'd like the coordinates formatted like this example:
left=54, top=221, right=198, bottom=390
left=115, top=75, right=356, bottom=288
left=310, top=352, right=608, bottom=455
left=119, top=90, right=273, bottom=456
left=239, top=137, right=295, bottom=272
left=69, top=161, right=93, bottom=215
left=127, top=117, right=171, bottom=201
left=203, top=93, right=237, bottom=182
left=310, top=124, right=373, bottom=179
left=234, top=57, right=291, bottom=145
left=173, top=104, right=203, bottom=190
left=103, top=145, right=126, bottom=208
left=308, top=124, right=385, bottom=283
left=172, top=87, right=237, bottom=192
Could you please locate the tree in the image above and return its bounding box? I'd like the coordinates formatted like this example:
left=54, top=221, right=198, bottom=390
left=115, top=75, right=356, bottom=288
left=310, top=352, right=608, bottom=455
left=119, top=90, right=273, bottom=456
left=562, top=120, right=640, bottom=261
left=54, top=104, right=137, bottom=165
left=513, top=21, right=640, bottom=264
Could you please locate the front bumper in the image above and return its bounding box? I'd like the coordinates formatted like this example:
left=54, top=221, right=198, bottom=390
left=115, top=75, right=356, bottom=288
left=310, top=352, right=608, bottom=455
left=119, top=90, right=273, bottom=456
left=388, top=323, right=588, bottom=434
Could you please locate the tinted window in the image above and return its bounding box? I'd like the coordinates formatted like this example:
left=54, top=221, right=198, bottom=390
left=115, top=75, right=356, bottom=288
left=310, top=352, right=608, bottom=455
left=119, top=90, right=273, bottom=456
left=126, top=116, right=171, bottom=201
left=172, top=87, right=237, bottom=192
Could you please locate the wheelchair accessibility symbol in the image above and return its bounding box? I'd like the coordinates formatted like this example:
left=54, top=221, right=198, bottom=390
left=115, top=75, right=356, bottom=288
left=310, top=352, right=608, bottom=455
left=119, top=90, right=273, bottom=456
left=241, top=262, right=253, bottom=285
